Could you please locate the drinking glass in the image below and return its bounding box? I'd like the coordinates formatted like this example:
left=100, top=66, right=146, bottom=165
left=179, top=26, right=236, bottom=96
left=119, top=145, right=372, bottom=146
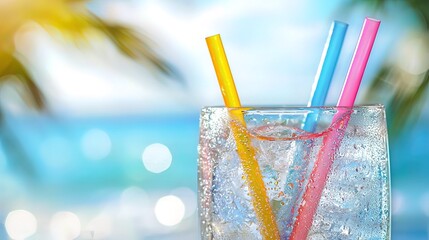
left=198, top=105, right=390, bottom=239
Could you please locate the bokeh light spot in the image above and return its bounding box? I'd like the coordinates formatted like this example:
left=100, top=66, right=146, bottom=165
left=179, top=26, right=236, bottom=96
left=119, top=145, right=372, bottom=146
left=154, top=195, right=185, bottom=226
left=120, top=186, right=149, bottom=217
left=50, top=211, right=81, bottom=240
left=142, top=143, right=172, bottom=173
left=171, top=187, right=197, bottom=218
left=81, top=129, right=112, bottom=160
left=87, top=212, right=112, bottom=239
left=5, top=210, right=37, bottom=240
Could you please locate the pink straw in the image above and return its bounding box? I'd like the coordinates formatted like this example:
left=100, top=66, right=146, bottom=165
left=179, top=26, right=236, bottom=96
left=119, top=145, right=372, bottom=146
left=337, top=18, right=381, bottom=107
left=290, top=17, right=380, bottom=240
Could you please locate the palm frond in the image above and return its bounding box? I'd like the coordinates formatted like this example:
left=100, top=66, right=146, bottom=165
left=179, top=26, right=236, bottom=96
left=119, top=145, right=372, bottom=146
left=65, top=0, right=90, bottom=2
left=92, top=19, right=183, bottom=83
left=1, top=0, right=183, bottom=112
left=364, top=65, right=391, bottom=101
left=0, top=55, right=45, bottom=110
left=344, top=0, right=428, bottom=29
left=32, top=7, right=183, bottom=83
left=406, top=0, right=429, bottom=30
left=339, top=0, right=391, bottom=15
left=342, top=0, right=429, bottom=138
left=0, top=0, right=185, bottom=182
left=387, top=70, right=429, bottom=137
left=0, top=54, right=41, bottom=178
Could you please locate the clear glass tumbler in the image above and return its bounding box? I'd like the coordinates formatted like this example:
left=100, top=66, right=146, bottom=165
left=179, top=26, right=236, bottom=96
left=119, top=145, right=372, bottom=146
left=198, top=105, right=390, bottom=240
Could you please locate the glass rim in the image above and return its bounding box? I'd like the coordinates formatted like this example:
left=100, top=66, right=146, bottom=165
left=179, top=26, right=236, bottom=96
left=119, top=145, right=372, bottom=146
left=201, top=104, right=384, bottom=111
left=200, top=104, right=386, bottom=141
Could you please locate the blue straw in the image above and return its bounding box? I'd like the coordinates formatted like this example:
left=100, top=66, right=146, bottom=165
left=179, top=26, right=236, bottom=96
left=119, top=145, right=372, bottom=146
left=303, top=21, right=348, bottom=132
left=277, top=21, right=349, bottom=233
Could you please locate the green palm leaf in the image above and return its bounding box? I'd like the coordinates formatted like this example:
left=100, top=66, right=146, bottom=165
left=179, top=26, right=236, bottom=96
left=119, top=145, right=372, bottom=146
left=1, top=55, right=45, bottom=110
left=387, top=71, right=429, bottom=136
left=344, top=0, right=429, bottom=138
left=94, top=19, right=182, bottom=82
left=0, top=0, right=182, bottom=180
left=0, top=0, right=182, bottom=113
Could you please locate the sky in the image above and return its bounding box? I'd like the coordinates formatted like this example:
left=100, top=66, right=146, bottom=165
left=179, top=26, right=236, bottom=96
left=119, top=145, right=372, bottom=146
left=9, top=0, right=422, bottom=116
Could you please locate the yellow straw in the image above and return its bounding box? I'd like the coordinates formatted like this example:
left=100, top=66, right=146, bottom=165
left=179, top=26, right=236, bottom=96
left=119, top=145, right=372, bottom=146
left=206, top=34, right=280, bottom=240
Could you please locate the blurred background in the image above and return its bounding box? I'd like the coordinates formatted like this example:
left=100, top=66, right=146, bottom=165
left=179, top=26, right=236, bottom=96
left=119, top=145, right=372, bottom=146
left=0, top=0, right=428, bottom=239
